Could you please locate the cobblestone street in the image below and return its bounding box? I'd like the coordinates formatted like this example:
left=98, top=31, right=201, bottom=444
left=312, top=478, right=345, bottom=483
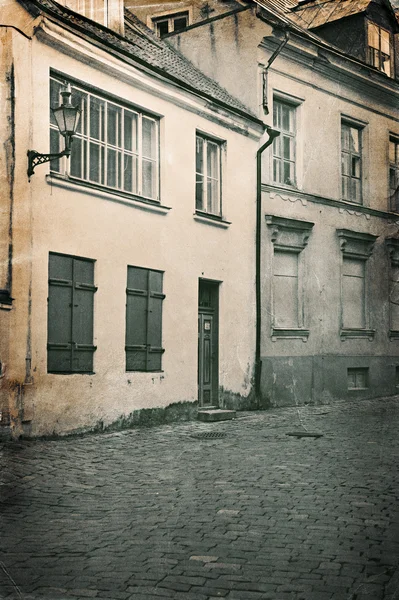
left=1, top=397, right=399, bottom=600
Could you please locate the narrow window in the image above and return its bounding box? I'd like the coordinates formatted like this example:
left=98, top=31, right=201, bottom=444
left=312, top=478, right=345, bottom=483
left=47, top=253, right=97, bottom=374
left=272, top=99, right=296, bottom=186
left=389, top=137, right=399, bottom=212
left=367, top=22, right=392, bottom=77
left=195, top=134, right=222, bottom=217
left=273, top=250, right=299, bottom=328
left=347, top=368, right=368, bottom=390
left=50, top=76, right=159, bottom=201
left=342, top=257, right=366, bottom=329
left=341, top=122, right=362, bottom=203
left=125, top=266, right=165, bottom=372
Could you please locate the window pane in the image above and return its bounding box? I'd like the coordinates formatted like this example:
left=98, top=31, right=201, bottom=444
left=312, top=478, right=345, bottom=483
left=368, top=22, right=379, bottom=49
left=90, top=96, right=105, bottom=141
left=273, top=158, right=281, bottom=184
left=342, top=153, right=350, bottom=176
left=124, top=154, right=138, bottom=193
left=71, top=88, right=87, bottom=135
left=142, top=159, right=156, bottom=198
left=142, top=117, right=157, bottom=159
left=207, top=177, right=219, bottom=214
left=89, top=142, right=101, bottom=182
left=174, top=16, right=188, bottom=31
left=107, top=148, right=120, bottom=188
left=107, top=103, right=121, bottom=147
left=196, top=175, right=204, bottom=210
left=124, top=110, right=138, bottom=152
left=273, top=135, right=281, bottom=158
left=156, top=20, right=169, bottom=36
left=349, top=127, right=359, bottom=153
left=50, top=128, right=61, bottom=173
left=50, top=79, right=62, bottom=127
left=381, top=28, right=390, bottom=56
left=351, top=156, right=360, bottom=177
left=70, top=137, right=83, bottom=178
left=207, top=142, right=219, bottom=179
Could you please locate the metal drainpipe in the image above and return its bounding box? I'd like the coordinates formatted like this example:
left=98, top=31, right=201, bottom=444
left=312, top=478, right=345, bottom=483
left=255, top=126, right=280, bottom=407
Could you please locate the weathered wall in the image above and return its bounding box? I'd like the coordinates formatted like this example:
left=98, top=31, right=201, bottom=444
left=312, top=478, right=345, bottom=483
left=7, top=20, right=260, bottom=436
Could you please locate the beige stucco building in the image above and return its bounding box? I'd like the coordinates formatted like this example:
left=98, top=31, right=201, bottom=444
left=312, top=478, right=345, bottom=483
left=0, top=0, right=265, bottom=437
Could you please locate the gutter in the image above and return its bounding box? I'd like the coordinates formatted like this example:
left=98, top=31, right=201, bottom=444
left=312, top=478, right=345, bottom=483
left=255, top=126, right=280, bottom=406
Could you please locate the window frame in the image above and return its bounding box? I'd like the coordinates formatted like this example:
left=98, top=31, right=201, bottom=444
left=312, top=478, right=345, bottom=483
left=347, top=367, right=369, bottom=390
left=389, top=135, right=399, bottom=212
left=195, top=132, right=223, bottom=218
left=366, top=20, right=392, bottom=77
left=337, top=229, right=377, bottom=340
left=125, top=265, right=165, bottom=373
left=341, top=120, right=363, bottom=204
left=272, top=97, right=297, bottom=188
left=47, top=252, right=97, bottom=375
left=266, top=215, right=314, bottom=341
left=152, top=11, right=189, bottom=36
left=49, top=73, right=160, bottom=202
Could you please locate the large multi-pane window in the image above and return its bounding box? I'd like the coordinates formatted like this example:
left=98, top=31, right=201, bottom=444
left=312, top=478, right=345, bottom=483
left=272, top=99, right=296, bottom=186
left=125, top=266, right=165, bottom=372
left=342, top=257, right=366, bottom=329
left=389, top=137, right=399, bottom=212
left=50, top=76, right=159, bottom=200
left=195, top=134, right=222, bottom=216
left=47, top=253, right=97, bottom=374
left=367, top=22, right=392, bottom=77
left=341, top=122, right=362, bottom=203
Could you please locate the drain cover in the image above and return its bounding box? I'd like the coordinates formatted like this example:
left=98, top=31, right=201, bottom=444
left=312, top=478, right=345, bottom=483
left=286, top=432, right=323, bottom=438
left=192, top=432, right=227, bottom=439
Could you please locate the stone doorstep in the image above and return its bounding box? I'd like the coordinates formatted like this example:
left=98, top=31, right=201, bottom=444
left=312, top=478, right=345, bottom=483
left=197, top=409, right=236, bottom=422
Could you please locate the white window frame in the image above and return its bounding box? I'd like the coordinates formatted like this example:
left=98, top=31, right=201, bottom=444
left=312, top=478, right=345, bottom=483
left=50, top=75, right=160, bottom=202
left=272, top=97, right=297, bottom=188
left=195, top=133, right=223, bottom=218
left=367, top=21, right=392, bottom=77
left=341, top=120, right=363, bottom=204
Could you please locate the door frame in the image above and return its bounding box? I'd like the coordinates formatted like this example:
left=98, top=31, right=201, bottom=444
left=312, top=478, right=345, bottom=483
left=198, top=278, right=220, bottom=408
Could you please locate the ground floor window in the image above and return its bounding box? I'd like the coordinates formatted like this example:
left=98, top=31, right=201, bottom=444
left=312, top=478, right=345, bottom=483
left=47, top=252, right=97, bottom=373
left=125, top=266, right=165, bottom=371
left=347, top=367, right=368, bottom=390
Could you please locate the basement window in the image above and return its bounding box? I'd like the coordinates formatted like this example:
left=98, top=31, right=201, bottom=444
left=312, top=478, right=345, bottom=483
left=347, top=367, right=369, bottom=390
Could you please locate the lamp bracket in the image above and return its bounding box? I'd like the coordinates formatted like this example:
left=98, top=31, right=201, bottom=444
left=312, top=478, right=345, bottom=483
left=27, top=146, right=71, bottom=180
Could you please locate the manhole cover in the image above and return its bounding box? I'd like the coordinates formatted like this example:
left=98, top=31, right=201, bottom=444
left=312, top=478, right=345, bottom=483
left=191, top=432, right=228, bottom=439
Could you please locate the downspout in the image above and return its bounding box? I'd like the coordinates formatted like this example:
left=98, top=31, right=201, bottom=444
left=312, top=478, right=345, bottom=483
left=262, top=30, right=290, bottom=115
left=255, top=126, right=280, bottom=407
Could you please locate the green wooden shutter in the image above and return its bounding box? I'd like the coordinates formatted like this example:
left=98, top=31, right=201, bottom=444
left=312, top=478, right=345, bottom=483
left=125, top=267, right=164, bottom=371
left=48, top=253, right=96, bottom=374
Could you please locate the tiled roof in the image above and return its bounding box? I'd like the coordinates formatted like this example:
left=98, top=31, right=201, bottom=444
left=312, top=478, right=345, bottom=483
left=288, top=0, right=371, bottom=29
left=22, top=0, right=259, bottom=121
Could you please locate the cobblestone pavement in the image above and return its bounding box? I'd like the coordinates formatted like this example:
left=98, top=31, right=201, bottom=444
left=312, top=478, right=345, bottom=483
left=1, top=397, right=399, bottom=600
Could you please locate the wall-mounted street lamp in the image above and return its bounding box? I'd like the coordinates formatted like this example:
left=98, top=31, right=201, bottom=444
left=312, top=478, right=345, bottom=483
left=27, top=83, right=81, bottom=179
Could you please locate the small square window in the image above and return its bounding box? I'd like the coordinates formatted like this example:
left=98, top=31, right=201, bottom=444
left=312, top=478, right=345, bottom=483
left=347, top=367, right=369, bottom=390
left=195, top=134, right=222, bottom=217
left=152, top=11, right=189, bottom=37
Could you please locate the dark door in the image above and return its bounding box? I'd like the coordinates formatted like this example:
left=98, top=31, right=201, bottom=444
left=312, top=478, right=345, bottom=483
left=198, top=280, right=219, bottom=407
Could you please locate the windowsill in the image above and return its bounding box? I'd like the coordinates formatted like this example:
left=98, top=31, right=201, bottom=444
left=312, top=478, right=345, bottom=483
left=340, top=328, right=375, bottom=341
left=341, top=198, right=363, bottom=205
left=271, top=328, right=309, bottom=342
left=348, top=387, right=369, bottom=391
left=48, top=372, right=95, bottom=375
left=46, top=173, right=172, bottom=214
left=194, top=211, right=231, bottom=228
left=389, top=330, right=399, bottom=340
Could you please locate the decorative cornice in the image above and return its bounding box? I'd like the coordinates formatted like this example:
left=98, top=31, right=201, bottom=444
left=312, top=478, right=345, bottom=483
left=338, top=207, right=371, bottom=220
left=337, top=229, right=378, bottom=259
left=265, top=214, right=314, bottom=250
left=340, top=328, right=375, bottom=341
left=271, top=328, right=309, bottom=342
left=263, top=184, right=397, bottom=220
